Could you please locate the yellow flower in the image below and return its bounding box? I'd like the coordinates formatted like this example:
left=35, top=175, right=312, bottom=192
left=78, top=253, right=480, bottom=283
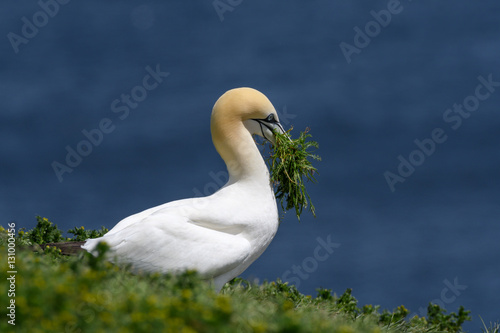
left=16, top=296, right=27, bottom=307
left=131, top=312, right=145, bottom=322
left=337, top=325, right=354, bottom=333
left=283, top=300, right=294, bottom=311
left=215, top=296, right=232, bottom=314
left=146, top=295, right=158, bottom=306
left=41, top=318, right=56, bottom=330
left=100, top=311, right=113, bottom=324
left=181, top=289, right=193, bottom=299
left=34, top=278, right=46, bottom=289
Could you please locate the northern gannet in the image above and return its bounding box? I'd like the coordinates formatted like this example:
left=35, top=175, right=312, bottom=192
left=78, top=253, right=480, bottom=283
left=82, top=87, right=286, bottom=290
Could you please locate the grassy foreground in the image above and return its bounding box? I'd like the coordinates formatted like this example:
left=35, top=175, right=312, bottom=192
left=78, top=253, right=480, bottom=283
left=0, top=217, right=478, bottom=332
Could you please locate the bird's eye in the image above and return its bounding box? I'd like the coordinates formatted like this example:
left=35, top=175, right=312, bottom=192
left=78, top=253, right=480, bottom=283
left=266, top=114, right=276, bottom=122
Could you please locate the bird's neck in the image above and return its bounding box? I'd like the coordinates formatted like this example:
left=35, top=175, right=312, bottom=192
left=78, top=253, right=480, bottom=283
left=212, top=123, right=270, bottom=187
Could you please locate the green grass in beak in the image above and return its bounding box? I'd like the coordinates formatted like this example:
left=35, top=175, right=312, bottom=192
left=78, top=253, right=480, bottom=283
left=266, top=127, right=321, bottom=221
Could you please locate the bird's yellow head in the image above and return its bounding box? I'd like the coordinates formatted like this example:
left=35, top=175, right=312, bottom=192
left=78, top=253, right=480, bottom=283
left=211, top=87, right=285, bottom=145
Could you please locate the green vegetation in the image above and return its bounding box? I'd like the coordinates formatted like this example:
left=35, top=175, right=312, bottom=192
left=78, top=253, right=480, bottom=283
left=67, top=225, right=109, bottom=242
left=9, top=216, right=108, bottom=247
left=267, top=127, right=321, bottom=220
left=0, top=217, right=479, bottom=332
left=25, top=216, right=64, bottom=245
left=480, top=317, right=500, bottom=333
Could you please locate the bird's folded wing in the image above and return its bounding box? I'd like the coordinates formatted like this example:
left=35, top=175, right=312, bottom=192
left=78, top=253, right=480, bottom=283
left=84, top=212, right=251, bottom=278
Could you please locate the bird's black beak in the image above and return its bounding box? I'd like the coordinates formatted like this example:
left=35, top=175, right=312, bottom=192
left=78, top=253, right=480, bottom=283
left=253, top=116, right=286, bottom=145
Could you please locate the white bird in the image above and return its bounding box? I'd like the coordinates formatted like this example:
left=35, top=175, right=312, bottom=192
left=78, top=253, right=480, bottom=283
left=82, top=87, right=286, bottom=291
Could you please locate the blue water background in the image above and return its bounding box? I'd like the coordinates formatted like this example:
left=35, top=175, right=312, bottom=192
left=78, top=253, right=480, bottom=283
left=1, top=1, right=499, bottom=329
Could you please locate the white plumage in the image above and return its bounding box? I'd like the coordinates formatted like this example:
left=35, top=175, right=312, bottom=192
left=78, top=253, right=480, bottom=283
left=82, top=87, right=285, bottom=290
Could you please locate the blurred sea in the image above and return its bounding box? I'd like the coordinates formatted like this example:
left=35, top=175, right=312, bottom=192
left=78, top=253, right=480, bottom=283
left=1, top=1, right=499, bottom=330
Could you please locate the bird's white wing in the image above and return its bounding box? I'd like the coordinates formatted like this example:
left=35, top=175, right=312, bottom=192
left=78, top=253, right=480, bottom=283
left=102, top=198, right=194, bottom=237
left=83, top=211, right=251, bottom=278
